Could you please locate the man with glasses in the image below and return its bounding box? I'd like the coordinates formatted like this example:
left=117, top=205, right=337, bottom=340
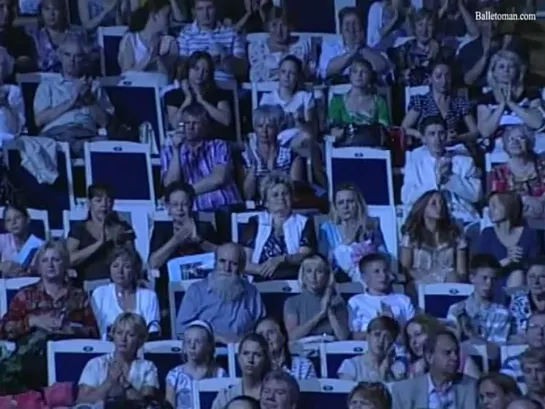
left=33, top=35, right=113, bottom=156
left=502, top=312, right=545, bottom=384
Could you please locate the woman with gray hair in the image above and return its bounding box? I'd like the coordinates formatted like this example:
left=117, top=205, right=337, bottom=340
left=490, top=125, right=545, bottom=219
left=0, top=46, right=25, bottom=143
left=241, top=104, right=304, bottom=200
left=241, top=171, right=315, bottom=281
left=91, top=246, right=160, bottom=340
left=477, top=50, right=544, bottom=146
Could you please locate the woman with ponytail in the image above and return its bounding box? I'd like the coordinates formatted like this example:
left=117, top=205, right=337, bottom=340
left=117, top=0, right=178, bottom=74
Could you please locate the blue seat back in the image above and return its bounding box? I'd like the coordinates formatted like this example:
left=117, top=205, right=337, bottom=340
left=144, top=351, right=182, bottom=391
left=89, top=152, right=151, bottom=201
left=20, top=81, right=40, bottom=135
left=424, top=295, right=467, bottom=318
left=286, top=0, right=335, bottom=32
left=103, top=85, right=162, bottom=151
left=331, top=157, right=391, bottom=205
left=7, top=149, right=70, bottom=229
left=199, top=391, right=220, bottom=409
left=6, top=288, right=19, bottom=307
left=261, top=292, right=296, bottom=322
left=54, top=352, right=104, bottom=383
left=104, top=36, right=123, bottom=76
left=300, top=391, right=349, bottom=408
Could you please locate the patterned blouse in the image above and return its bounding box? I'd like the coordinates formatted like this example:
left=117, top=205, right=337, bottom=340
left=490, top=156, right=545, bottom=198
left=401, top=234, right=467, bottom=283
left=509, top=289, right=545, bottom=334
left=0, top=281, right=98, bottom=340
left=29, top=26, right=88, bottom=73
left=248, top=36, right=312, bottom=82
left=241, top=140, right=297, bottom=184
left=278, top=355, right=317, bottom=380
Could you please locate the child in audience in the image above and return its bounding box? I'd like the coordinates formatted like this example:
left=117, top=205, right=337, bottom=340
left=338, top=316, right=407, bottom=382
left=447, top=254, right=512, bottom=344
left=166, top=320, right=227, bottom=409
left=348, top=253, right=415, bottom=340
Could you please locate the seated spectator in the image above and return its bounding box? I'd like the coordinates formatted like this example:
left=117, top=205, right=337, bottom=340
left=348, top=253, right=414, bottom=340
left=319, top=184, right=387, bottom=282
left=175, top=243, right=265, bottom=344
left=254, top=316, right=317, bottom=379
left=446, top=254, right=511, bottom=344
left=502, top=312, right=545, bottom=383
left=77, top=312, right=158, bottom=404
left=400, top=190, right=468, bottom=284
left=0, top=47, right=24, bottom=141
left=241, top=106, right=304, bottom=201
left=477, top=191, right=540, bottom=294
left=366, top=0, right=411, bottom=50
left=0, top=0, right=35, bottom=72
left=507, top=398, right=543, bottom=409
left=509, top=258, right=545, bottom=336
left=177, top=0, right=248, bottom=81
left=248, top=7, right=312, bottom=82
left=211, top=333, right=271, bottom=409
left=347, top=382, right=393, bottom=409
left=259, top=370, right=300, bottom=409
left=0, top=239, right=98, bottom=390
left=490, top=126, right=545, bottom=220
left=30, top=0, right=89, bottom=73
left=391, top=330, right=478, bottom=409
left=0, top=203, right=43, bottom=277
left=33, top=36, right=113, bottom=157
left=77, top=0, right=133, bottom=32
left=401, top=61, right=478, bottom=148
left=91, top=246, right=160, bottom=340
left=226, top=396, right=260, bottom=409
left=402, top=314, right=481, bottom=379
left=458, top=3, right=526, bottom=91
left=388, top=9, right=455, bottom=87
left=166, top=320, right=227, bottom=409
left=242, top=172, right=315, bottom=281
left=164, top=51, right=232, bottom=134
left=477, top=373, right=522, bottom=409
left=148, top=182, right=218, bottom=270
left=435, top=0, right=479, bottom=40
left=319, top=7, right=390, bottom=80
left=67, top=184, right=136, bottom=282
left=283, top=254, right=350, bottom=341
left=477, top=51, right=544, bottom=143
left=401, top=116, right=482, bottom=224
left=118, top=0, right=178, bottom=75
left=520, top=348, right=545, bottom=408
left=339, top=316, right=406, bottom=382
left=329, top=57, right=391, bottom=145
left=161, top=104, right=242, bottom=212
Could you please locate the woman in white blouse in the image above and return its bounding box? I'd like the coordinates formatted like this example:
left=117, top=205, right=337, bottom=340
left=166, top=320, right=227, bottom=409
left=0, top=47, right=25, bottom=143
left=91, top=246, right=160, bottom=339
left=77, top=312, right=159, bottom=404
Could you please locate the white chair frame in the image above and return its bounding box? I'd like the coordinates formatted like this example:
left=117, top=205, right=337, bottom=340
left=97, top=26, right=128, bottom=76
left=417, top=283, right=474, bottom=313
left=166, top=253, right=215, bottom=282
left=320, top=341, right=368, bottom=378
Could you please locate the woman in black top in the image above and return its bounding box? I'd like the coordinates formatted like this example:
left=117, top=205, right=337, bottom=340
left=66, top=184, right=136, bottom=282
left=164, top=51, right=233, bottom=137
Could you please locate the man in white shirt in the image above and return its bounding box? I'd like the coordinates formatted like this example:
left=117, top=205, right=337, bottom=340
left=401, top=115, right=482, bottom=223
left=176, top=0, right=248, bottom=81
left=447, top=254, right=511, bottom=344
left=348, top=253, right=415, bottom=340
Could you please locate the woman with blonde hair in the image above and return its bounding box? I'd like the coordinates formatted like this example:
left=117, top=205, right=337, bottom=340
left=166, top=320, right=227, bottom=409
left=402, top=314, right=481, bottom=379
left=77, top=312, right=159, bottom=404
left=319, top=183, right=387, bottom=282
left=241, top=172, right=316, bottom=281
left=477, top=50, right=544, bottom=145
left=283, top=254, right=350, bottom=342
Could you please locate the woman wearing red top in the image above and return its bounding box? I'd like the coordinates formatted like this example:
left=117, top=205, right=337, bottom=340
left=490, top=125, right=545, bottom=219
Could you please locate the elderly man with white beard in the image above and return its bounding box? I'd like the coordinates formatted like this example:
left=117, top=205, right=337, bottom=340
left=175, top=242, right=266, bottom=344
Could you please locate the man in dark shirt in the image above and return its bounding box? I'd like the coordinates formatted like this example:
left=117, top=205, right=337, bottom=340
left=0, top=0, right=35, bottom=73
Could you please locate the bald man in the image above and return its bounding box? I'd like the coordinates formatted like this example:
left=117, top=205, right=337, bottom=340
left=175, top=242, right=265, bottom=344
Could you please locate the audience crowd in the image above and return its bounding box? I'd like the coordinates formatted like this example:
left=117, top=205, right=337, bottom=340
left=0, top=0, right=544, bottom=408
